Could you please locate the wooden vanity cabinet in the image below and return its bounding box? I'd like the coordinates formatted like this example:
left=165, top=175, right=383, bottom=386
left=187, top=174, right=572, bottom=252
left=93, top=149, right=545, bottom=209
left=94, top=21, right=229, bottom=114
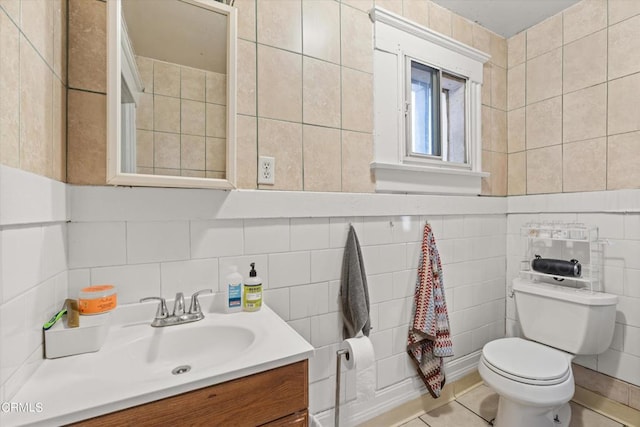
left=263, top=411, right=308, bottom=426
left=71, top=360, right=308, bottom=427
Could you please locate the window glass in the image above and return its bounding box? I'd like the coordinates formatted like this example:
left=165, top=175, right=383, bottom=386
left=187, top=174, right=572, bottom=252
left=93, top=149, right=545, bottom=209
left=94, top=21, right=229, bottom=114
left=407, top=62, right=468, bottom=165
left=409, top=60, right=439, bottom=157
left=441, top=72, right=466, bottom=164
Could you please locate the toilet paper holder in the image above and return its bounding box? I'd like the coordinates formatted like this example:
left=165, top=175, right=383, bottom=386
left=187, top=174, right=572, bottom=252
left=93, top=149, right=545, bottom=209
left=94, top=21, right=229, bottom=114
left=335, top=348, right=350, bottom=427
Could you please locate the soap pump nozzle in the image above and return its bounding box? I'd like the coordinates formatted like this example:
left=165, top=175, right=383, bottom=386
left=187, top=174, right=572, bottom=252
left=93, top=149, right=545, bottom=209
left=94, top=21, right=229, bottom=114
left=249, top=262, right=257, bottom=277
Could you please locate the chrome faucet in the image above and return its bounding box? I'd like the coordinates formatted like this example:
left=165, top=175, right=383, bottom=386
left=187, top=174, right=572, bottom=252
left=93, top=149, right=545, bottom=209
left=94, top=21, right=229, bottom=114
left=140, top=289, right=212, bottom=327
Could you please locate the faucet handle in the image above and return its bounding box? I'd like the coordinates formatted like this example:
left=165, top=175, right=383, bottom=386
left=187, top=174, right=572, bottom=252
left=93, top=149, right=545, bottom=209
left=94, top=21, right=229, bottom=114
left=140, top=297, right=169, bottom=319
left=189, top=289, right=213, bottom=314
left=173, top=292, right=185, bottom=316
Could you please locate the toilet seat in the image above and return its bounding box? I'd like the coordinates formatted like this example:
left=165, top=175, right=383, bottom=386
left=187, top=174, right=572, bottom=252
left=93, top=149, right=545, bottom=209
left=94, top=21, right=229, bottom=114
left=482, top=338, right=571, bottom=386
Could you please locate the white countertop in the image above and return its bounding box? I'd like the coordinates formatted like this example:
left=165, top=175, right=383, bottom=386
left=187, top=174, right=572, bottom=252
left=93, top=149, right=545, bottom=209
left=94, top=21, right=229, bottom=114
left=2, top=301, right=314, bottom=427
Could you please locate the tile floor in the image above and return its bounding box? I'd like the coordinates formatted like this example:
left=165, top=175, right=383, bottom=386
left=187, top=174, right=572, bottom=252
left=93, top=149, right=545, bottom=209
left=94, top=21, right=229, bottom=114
left=400, top=385, right=626, bottom=427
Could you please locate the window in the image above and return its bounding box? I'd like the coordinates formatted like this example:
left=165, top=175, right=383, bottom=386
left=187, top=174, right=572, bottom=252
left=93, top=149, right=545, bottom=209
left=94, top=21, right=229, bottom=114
left=406, top=60, right=468, bottom=165
left=371, top=7, right=489, bottom=195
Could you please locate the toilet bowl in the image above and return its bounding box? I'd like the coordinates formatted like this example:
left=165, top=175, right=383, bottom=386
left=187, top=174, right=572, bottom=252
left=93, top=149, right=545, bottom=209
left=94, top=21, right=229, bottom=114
left=479, top=278, right=618, bottom=427
left=479, top=338, right=574, bottom=427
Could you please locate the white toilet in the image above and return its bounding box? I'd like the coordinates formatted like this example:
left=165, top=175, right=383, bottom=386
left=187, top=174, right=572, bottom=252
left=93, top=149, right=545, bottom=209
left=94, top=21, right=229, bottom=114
left=479, top=278, right=618, bottom=427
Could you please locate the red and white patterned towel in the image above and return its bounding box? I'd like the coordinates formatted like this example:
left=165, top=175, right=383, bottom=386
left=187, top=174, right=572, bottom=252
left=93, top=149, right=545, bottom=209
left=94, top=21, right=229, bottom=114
left=407, top=223, right=454, bottom=398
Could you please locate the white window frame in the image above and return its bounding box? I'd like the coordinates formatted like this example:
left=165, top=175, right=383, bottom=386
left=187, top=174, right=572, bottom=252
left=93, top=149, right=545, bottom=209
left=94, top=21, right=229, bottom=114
left=370, top=7, right=490, bottom=195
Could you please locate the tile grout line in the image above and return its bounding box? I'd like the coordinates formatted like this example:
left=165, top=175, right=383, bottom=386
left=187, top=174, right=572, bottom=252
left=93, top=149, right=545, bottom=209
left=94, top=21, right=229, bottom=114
left=454, top=399, right=494, bottom=425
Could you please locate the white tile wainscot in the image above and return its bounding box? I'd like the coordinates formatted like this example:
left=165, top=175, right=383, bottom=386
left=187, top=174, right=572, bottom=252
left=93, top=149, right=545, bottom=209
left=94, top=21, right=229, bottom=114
left=0, top=166, right=68, bottom=402
left=67, top=185, right=507, bottom=426
left=4, top=173, right=639, bottom=426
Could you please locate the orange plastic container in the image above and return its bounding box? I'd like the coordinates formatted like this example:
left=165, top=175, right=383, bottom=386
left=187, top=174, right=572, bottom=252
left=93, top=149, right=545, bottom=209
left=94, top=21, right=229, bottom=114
left=78, top=285, right=117, bottom=315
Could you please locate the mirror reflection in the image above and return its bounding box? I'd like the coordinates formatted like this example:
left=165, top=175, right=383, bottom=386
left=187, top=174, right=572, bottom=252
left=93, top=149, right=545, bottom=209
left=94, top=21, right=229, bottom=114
left=120, top=0, right=228, bottom=179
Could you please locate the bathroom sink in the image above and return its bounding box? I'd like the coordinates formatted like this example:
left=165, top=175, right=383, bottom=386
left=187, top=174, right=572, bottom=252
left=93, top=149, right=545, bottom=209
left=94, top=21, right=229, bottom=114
left=127, top=325, right=255, bottom=375
left=6, top=303, right=314, bottom=427
left=96, top=323, right=256, bottom=379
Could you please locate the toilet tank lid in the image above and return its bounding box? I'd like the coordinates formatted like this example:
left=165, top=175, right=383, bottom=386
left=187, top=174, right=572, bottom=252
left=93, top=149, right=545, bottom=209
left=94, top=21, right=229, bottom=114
left=513, top=278, right=618, bottom=306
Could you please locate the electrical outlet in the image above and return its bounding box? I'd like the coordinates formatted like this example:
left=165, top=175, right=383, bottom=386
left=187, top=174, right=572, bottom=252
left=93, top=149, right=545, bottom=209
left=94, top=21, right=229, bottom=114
left=258, top=156, right=275, bottom=185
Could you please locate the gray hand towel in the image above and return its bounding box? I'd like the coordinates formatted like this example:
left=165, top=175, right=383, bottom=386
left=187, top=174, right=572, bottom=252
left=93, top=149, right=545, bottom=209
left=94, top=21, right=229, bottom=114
left=340, top=225, right=371, bottom=339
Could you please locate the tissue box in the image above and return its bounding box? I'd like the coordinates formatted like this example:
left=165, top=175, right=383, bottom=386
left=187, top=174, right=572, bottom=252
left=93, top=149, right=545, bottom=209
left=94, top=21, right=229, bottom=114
left=44, top=313, right=111, bottom=359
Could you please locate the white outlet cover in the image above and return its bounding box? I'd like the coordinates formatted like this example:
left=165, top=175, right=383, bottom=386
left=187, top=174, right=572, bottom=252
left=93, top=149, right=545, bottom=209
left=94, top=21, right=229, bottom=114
left=258, top=156, right=275, bottom=185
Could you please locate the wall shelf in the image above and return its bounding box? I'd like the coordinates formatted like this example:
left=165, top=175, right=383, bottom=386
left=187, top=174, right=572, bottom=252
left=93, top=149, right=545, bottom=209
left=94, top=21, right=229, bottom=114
left=519, top=222, right=603, bottom=292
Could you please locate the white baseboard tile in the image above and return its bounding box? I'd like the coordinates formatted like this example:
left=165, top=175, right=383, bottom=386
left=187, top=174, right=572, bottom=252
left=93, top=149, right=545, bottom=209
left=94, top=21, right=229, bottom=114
left=313, top=350, right=482, bottom=427
left=444, top=350, right=483, bottom=384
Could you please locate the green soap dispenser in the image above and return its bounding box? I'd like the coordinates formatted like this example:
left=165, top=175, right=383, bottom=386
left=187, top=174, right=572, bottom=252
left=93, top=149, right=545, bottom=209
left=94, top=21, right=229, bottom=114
left=243, top=262, right=263, bottom=312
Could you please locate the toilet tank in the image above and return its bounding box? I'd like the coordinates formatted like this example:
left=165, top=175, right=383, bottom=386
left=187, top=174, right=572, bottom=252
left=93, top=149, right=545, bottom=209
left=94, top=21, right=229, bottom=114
left=513, top=278, right=618, bottom=355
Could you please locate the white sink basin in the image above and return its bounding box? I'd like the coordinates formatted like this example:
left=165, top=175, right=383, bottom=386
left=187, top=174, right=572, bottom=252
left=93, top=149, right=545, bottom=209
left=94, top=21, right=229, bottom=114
left=110, top=324, right=256, bottom=377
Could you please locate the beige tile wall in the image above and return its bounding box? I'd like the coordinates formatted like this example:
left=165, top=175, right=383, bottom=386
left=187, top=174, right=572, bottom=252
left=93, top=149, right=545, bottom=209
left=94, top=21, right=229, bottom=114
left=0, top=0, right=67, bottom=181
left=67, top=0, right=106, bottom=185
left=507, top=0, right=640, bottom=195
left=573, top=363, right=640, bottom=412
left=475, top=22, right=508, bottom=196
left=63, top=0, right=507, bottom=193
left=237, top=0, right=507, bottom=194
left=133, top=56, right=227, bottom=178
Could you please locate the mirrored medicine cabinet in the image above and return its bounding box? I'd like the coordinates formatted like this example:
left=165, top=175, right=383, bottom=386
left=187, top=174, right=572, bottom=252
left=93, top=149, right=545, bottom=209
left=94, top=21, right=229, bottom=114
left=107, top=0, right=237, bottom=189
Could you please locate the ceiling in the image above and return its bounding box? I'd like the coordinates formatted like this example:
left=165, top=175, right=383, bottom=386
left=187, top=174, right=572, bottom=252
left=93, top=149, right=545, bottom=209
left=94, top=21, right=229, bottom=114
left=123, top=0, right=227, bottom=74
left=432, top=0, right=581, bottom=38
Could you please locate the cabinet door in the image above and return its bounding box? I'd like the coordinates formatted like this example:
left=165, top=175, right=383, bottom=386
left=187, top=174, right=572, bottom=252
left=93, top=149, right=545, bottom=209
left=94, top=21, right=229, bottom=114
left=72, top=360, right=308, bottom=427
left=262, top=411, right=308, bottom=427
